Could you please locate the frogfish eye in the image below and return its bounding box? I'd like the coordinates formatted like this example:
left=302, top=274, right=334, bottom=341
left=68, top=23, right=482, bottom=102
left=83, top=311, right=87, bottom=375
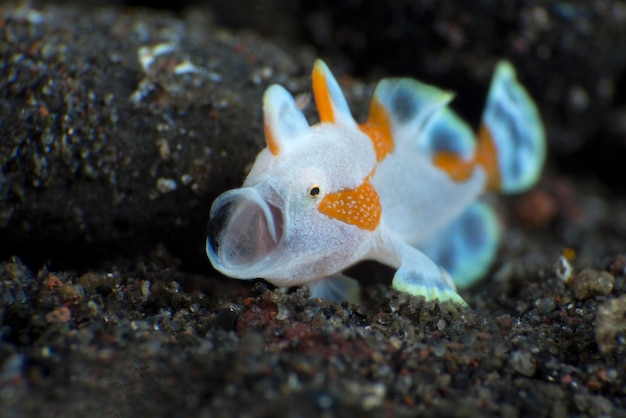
left=309, top=185, right=320, bottom=197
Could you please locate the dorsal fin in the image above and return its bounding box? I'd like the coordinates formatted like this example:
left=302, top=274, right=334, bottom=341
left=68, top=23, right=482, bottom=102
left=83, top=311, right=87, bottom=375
left=312, top=60, right=357, bottom=128
left=263, top=84, right=310, bottom=155
left=362, top=78, right=454, bottom=161
left=480, top=60, right=545, bottom=193
left=429, top=109, right=484, bottom=184
left=419, top=108, right=475, bottom=159
left=432, top=61, right=545, bottom=192
left=359, top=95, right=394, bottom=161
left=430, top=110, right=502, bottom=189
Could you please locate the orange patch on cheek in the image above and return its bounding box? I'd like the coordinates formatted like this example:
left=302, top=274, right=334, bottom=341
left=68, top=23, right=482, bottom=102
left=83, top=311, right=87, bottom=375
left=359, top=98, right=394, bottom=162
left=312, top=66, right=335, bottom=123
left=318, top=178, right=382, bottom=231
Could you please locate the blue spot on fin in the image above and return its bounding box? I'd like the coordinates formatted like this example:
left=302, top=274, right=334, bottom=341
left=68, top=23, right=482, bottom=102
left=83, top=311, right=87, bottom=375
left=371, top=78, right=454, bottom=145
left=421, top=201, right=500, bottom=289
left=482, top=61, right=546, bottom=193
left=307, top=274, right=361, bottom=305
left=418, top=108, right=476, bottom=160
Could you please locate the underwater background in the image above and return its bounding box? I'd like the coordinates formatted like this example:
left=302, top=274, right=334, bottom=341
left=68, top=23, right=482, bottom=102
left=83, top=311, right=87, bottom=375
left=1, top=1, right=626, bottom=416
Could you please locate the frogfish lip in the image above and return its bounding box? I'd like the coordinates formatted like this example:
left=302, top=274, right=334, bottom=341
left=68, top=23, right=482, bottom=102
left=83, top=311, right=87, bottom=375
left=206, top=185, right=285, bottom=278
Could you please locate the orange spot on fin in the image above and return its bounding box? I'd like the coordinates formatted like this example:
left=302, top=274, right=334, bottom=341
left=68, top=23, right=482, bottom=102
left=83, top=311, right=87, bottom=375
left=318, top=176, right=381, bottom=231
left=264, top=122, right=280, bottom=155
left=433, top=124, right=501, bottom=190
left=312, top=62, right=335, bottom=123
left=432, top=153, right=475, bottom=182
left=475, top=124, right=501, bottom=190
left=359, top=97, right=394, bottom=162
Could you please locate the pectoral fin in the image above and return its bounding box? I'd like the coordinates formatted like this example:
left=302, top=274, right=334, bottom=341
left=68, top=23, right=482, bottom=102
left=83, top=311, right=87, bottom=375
left=421, top=201, right=500, bottom=288
left=371, top=231, right=467, bottom=305
left=307, top=274, right=362, bottom=305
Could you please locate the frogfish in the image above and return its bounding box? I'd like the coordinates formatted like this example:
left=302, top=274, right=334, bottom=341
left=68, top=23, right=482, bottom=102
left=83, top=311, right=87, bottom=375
left=206, top=60, right=545, bottom=305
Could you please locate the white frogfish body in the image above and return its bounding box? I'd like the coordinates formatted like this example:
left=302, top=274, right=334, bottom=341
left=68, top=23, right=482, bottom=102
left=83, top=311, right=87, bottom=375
left=207, top=60, right=545, bottom=305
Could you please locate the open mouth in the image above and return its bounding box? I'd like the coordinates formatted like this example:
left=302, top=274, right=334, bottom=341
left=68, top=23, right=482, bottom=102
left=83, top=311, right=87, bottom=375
left=206, top=186, right=284, bottom=277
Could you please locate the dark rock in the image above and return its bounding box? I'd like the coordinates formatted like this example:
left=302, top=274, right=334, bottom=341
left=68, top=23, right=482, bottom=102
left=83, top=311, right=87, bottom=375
left=571, top=269, right=615, bottom=300
left=0, top=2, right=306, bottom=270
left=595, top=294, right=626, bottom=355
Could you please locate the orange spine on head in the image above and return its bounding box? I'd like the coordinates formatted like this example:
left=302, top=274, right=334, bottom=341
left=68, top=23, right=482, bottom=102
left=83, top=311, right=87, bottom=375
left=318, top=176, right=382, bottom=231
left=359, top=98, right=394, bottom=162
left=312, top=62, right=335, bottom=123
left=264, top=122, right=281, bottom=155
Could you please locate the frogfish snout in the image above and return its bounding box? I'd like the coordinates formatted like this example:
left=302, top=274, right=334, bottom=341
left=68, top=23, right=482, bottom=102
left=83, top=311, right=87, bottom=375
left=206, top=186, right=284, bottom=278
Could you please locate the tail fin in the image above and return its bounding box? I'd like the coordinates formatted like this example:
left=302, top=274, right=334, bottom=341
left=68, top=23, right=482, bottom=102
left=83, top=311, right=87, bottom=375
left=477, top=61, right=546, bottom=193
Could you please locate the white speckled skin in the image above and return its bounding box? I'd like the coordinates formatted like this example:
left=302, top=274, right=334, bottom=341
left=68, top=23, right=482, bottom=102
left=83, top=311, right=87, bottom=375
left=206, top=60, right=545, bottom=304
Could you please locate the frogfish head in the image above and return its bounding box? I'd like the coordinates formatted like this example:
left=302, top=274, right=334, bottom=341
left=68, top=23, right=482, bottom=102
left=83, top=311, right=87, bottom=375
left=206, top=126, right=377, bottom=285
left=207, top=60, right=380, bottom=286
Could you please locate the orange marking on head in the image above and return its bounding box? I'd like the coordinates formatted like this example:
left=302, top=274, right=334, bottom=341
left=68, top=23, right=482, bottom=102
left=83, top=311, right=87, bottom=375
left=359, top=97, right=394, bottom=162
left=312, top=63, right=335, bottom=123
left=475, top=123, right=501, bottom=190
left=264, top=122, right=280, bottom=155
left=318, top=177, right=381, bottom=231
